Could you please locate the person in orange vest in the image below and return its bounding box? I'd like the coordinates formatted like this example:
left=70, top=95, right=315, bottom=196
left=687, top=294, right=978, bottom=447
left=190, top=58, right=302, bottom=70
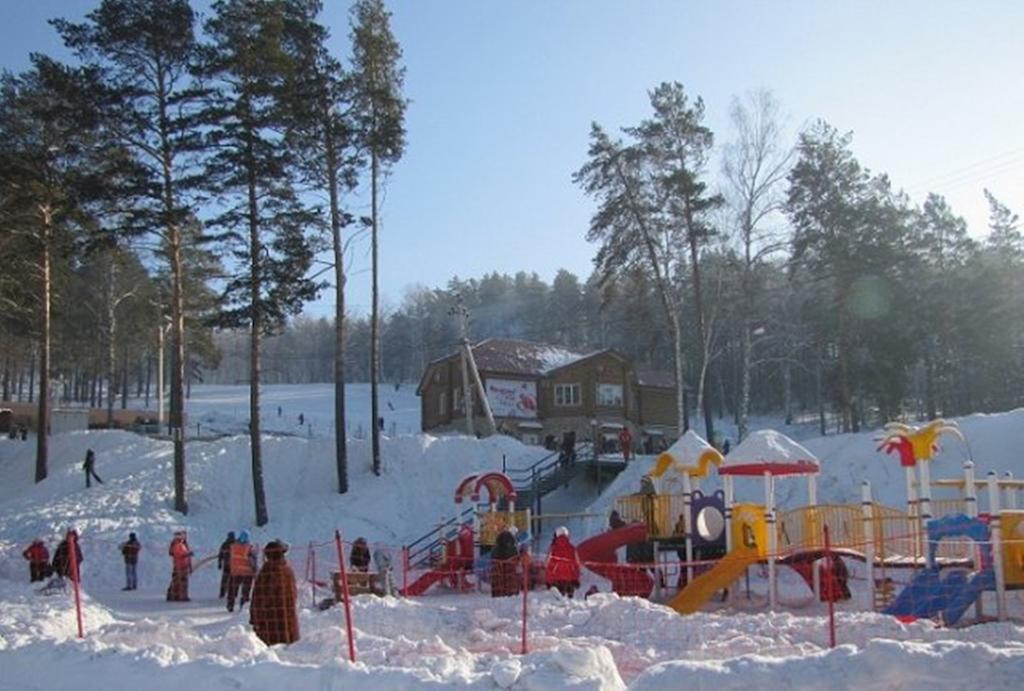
left=618, top=427, right=633, bottom=461
left=22, top=539, right=50, bottom=582
left=166, top=531, right=193, bottom=601
left=227, top=531, right=257, bottom=613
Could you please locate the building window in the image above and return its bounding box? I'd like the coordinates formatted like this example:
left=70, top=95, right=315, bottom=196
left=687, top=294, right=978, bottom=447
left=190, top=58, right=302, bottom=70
left=454, top=388, right=471, bottom=412
left=438, top=391, right=447, bottom=416
left=596, top=383, right=623, bottom=407
left=554, top=383, right=581, bottom=407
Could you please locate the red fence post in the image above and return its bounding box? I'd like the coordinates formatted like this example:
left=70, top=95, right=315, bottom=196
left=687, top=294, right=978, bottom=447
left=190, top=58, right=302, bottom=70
left=824, top=524, right=836, bottom=649
left=520, top=555, right=529, bottom=655
left=68, top=533, right=84, bottom=639
left=334, top=530, right=357, bottom=663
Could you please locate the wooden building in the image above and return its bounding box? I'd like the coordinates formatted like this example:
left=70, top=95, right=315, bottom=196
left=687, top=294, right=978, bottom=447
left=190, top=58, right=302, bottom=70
left=416, top=338, right=680, bottom=448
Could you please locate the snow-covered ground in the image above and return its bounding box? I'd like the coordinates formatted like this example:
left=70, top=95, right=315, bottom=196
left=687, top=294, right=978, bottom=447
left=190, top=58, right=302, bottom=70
left=3, top=385, right=1024, bottom=689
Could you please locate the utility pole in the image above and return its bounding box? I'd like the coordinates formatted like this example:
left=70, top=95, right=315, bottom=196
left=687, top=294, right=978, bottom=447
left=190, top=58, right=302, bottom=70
left=449, top=294, right=496, bottom=436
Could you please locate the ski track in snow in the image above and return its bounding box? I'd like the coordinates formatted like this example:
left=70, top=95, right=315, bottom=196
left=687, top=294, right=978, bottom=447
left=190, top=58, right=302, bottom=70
left=3, top=385, right=1024, bottom=688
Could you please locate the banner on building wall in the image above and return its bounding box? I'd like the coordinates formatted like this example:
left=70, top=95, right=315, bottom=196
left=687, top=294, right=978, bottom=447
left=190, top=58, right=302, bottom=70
left=486, top=379, right=538, bottom=419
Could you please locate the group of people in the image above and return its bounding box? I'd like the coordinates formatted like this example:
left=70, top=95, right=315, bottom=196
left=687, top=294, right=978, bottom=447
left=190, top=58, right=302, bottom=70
left=22, top=527, right=300, bottom=647
left=21, top=530, right=85, bottom=589
left=6, top=425, right=29, bottom=440
left=489, top=525, right=582, bottom=599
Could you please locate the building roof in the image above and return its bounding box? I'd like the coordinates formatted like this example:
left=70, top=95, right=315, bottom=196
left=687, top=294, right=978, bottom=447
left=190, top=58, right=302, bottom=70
left=636, top=367, right=683, bottom=390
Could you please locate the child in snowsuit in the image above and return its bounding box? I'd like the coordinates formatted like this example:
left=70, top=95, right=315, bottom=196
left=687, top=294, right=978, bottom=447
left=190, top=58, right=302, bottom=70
left=83, top=449, right=103, bottom=488
left=22, top=539, right=50, bottom=582
left=227, top=531, right=257, bottom=612
left=166, top=531, right=193, bottom=601
left=250, top=541, right=300, bottom=646
left=51, top=530, right=84, bottom=583
left=217, top=531, right=236, bottom=598
left=120, top=532, right=141, bottom=590
left=490, top=528, right=520, bottom=597
left=545, top=527, right=581, bottom=598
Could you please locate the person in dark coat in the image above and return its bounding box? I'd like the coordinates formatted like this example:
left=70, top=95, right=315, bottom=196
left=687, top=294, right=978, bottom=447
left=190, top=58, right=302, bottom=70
left=609, top=510, right=626, bottom=531
left=22, top=539, right=50, bottom=582
left=250, top=541, right=300, bottom=646
left=166, top=531, right=193, bottom=601
left=120, top=532, right=141, bottom=591
left=227, top=531, right=257, bottom=612
left=52, top=530, right=84, bottom=582
left=83, top=449, right=103, bottom=488
left=490, top=528, right=520, bottom=597
left=217, top=531, right=236, bottom=598
left=545, top=527, right=581, bottom=598
left=350, top=537, right=371, bottom=572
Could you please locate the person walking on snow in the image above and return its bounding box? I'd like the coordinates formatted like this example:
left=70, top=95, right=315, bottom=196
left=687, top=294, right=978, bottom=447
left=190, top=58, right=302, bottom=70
left=227, top=531, right=257, bottom=612
left=120, top=532, right=141, bottom=591
left=618, top=427, right=633, bottom=461
left=22, top=539, right=49, bottom=582
left=250, top=541, right=300, bottom=646
left=545, top=526, right=581, bottom=598
left=51, top=529, right=83, bottom=583
left=83, top=449, right=103, bottom=488
left=217, top=531, right=236, bottom=598
left=166, top=531, right=193, bottom=601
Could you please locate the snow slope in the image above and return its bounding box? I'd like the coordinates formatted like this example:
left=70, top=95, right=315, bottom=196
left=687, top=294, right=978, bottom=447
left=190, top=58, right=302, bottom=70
left=4, top=392, right=1024, bottom=689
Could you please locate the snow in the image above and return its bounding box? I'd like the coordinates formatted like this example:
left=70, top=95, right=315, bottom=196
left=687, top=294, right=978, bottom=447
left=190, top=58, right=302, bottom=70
left=4, top=386, right=1024, bottom=688
left=721, top=429, right=820, bottom=472
left=659, top=429, right=718, bottom=467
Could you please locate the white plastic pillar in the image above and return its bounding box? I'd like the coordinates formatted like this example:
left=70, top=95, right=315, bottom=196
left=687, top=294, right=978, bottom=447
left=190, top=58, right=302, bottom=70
left=764, top=471, right=777, bottom=610
left=807, top=474, right=818, bottom=507
left=1005, top=472, right=1017, bottom=510
left=963, top=461, right=978, bottom=518
left=987, top=472, right=1007, bottom=620
left=918, top=459, right=933, bottom=522
left=682, top=473, right=695, bottom=585
left=861, top=481, right=875, bottom=610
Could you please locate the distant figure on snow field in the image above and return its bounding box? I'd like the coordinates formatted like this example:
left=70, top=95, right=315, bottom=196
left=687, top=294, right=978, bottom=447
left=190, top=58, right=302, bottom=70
left=218, top=531, right=237, bottom=598
left=83, top=449, right=103, bottom=488
left=298, top=413, right=305, bottom=426
left=250, top=540, right=300, bottom=646
left=166, top=531, right=193, bottom=601
left=52, top=529, right=83, bottom=583
left=120, top=532, right=141, bottom=591
left=22, top=539, right=50, bottom=582
left=227, top=531, right=257, bottom=612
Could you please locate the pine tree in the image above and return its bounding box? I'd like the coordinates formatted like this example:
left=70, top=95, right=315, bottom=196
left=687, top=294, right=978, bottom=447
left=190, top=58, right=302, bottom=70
left=203, top=0, right=324, bottom=526
left=54, top=0, right=209, bottom=514
left=350, top=0, right=406, bottom=476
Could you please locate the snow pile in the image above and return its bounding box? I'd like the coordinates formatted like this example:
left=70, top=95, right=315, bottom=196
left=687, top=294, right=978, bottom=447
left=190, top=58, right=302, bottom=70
left=658, top=429, right=718, bottom=467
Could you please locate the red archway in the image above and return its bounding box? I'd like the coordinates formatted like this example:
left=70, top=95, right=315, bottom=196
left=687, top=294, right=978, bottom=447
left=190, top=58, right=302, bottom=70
left=471, top=472, right=517, bottom=504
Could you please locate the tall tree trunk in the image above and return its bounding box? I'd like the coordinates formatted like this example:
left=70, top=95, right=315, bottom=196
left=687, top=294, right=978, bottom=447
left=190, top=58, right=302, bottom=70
left=27, top=348, right=35, bottom=403
left=370, top=151, right=381, bottom=476
left=106, top=261, right=117, bottom=428
left=247, top=138, right=268, bottom=527
left=783, top=356, right=793, bottom=425
left=687, top=232, right=714, bottom=443
left=121, top=346, right=129, bottom=410
left=816, top=348, right=826, bottom=437
left=327, top=134, right=348, bottom=494
left=670, top=313, right=688, bottom=435
left=738, top=322, right=751, bottom=441
left=35, top=206, right=52, bottom=483
left=144, top=352, right=152, bottom=408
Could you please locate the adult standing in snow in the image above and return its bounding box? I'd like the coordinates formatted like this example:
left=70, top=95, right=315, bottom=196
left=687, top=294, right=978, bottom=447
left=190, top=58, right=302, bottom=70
left=52, top=529, right=83, bottom=583
left=490, top=527, right=520, bottom=597
left=350, top=537, right=371, bottom=572
left=83, top=449, right=103, bottom=488
left=250, top=540, right=300, bottom=646
left=545, top=527, right=581, bottom=598
left=166, top=531, right=193, bottom=601
left=227, top=531, right=257, bottom=612
left=619, top=427, right=633, bottom=461
left=217, top=531, right=236, bottom=598
left=22, top=539, right=49, bottom=582
left=120, top=532, right=141, bottom=591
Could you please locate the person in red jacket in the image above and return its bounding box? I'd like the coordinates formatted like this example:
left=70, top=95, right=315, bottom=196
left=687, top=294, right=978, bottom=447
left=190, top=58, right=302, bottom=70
left=545, top=526, right=581, bottom=598
left=618, top=427, right=633, bottom=461
left=166, top=531, right=193, bottom=602
left=22, top=539, right=50, bottom=582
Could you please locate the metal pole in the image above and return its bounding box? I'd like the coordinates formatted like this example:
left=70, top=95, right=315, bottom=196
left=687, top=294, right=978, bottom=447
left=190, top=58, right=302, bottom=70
left=986, top=473, right=1007, bottom=620
left=861, top=481, right=875, bottom=611
left=824, top=525, right=836, bottom=648
left=683, top=473, right=694, bottom=586
left=764, top=471, right=777, bottom=610
left=68, top=533, right=84, bottom=639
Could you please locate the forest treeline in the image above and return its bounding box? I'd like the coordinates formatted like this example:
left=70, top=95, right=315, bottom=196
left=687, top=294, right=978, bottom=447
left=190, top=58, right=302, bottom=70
left=1, top=1, right=1021, bottom=521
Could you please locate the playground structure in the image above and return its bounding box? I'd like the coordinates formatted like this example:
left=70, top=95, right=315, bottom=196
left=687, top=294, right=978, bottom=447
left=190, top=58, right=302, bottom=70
left=610, top=423, right=1024, bottom=623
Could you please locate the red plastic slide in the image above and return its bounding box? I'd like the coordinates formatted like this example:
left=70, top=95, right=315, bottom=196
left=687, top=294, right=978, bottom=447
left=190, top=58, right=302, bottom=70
left=577, top=523, right=654, bottom=597
left=401, top=569, right=452, bottom=596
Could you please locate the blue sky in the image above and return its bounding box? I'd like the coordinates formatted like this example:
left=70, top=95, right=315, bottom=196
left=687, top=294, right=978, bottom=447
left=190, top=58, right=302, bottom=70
left=3, top=1, right=1022, bottom=318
